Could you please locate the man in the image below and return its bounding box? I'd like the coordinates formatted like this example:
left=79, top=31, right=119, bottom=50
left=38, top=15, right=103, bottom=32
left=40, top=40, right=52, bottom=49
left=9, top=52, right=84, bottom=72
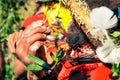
left=7, top=1, right=73, bottom=79
left=7, top=0, right=120, bottom=80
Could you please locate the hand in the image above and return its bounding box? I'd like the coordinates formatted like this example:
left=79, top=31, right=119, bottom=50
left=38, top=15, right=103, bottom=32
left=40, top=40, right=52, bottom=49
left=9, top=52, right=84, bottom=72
left=7, top=30, right=26, bottom=77
left=7, top=20, right=58, bottom=78
left=8, top=25, right=48, bottom=78
left=7, top=30, right=23, bottom=54
left=15, top=25, right=47, bottom=65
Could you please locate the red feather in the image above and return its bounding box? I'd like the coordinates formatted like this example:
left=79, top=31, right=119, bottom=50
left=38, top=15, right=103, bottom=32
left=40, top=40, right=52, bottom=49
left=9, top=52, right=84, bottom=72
left=22, top=13, right=48, bottom=27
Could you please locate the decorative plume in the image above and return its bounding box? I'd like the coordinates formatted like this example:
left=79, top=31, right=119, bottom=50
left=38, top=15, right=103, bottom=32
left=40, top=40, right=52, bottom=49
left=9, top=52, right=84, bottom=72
left=90, top=6, right=120, bottom=64
left=96, top=40, right=120, bottom=64
left=90, top=6, right=118, bottom=29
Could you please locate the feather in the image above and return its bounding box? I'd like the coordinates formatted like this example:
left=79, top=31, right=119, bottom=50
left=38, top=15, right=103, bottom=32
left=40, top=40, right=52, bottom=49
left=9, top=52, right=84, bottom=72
left=96, top=40, right=120, bottom=64
left=93, top=9, right=120, bottom=63
left=90, top=6, right=118, bottom=29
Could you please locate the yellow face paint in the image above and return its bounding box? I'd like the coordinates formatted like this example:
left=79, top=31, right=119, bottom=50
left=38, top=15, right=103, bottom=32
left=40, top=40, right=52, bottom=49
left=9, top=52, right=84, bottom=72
left=45, top=2, right=72, bottom=33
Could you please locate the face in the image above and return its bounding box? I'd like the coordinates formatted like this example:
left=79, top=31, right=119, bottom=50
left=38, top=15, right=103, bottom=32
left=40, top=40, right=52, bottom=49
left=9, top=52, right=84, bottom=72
left=37, top=2, right=96, bottom=60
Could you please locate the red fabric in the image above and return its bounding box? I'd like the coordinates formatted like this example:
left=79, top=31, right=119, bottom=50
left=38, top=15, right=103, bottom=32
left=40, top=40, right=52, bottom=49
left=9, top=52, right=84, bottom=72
left=90, top=64, right=112, bottom=80
left=22, top=14, right=48, bottom=27
left=58, top=60, right=112, bottom=80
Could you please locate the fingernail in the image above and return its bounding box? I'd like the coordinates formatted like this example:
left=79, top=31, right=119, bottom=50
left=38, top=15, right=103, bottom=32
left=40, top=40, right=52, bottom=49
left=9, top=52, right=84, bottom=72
left=36, top=20, right=43, bottom=26
left=24, top=30, right=30, bottom=35
left=31, top=20, right=43, bottom=28
left=47, top=35, right=56, bottom=41
left=41, top=26, right=46, bottom=30
left=30, top=45, right=39, bottom=52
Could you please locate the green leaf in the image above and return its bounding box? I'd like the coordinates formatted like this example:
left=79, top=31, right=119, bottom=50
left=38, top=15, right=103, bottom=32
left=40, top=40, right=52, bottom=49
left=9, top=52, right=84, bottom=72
left=28, top=55, right=50, bottom=70
left=57, top=50, right=65, bottom=59
left=26, top=64, right=43, bottom=71
left=111, top=31, right=120, bottom=37
left=50, top=52, right=57, bottom=61
left=50, top=52, right=59, bottom=65
left=112, top=64, right=120, bottom=77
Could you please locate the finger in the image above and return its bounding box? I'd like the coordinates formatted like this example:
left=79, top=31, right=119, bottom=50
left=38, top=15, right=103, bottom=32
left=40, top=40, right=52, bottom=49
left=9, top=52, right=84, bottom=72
left=16, top=30, right=46, bottom=46
left=15, top=33, right=46, bottom=64
left=15, top=30, right=24, bottom=45
left=26, top=33, right=46, bottom=46
left=25, top=20, right=43, bottom=29
left=16, top=33, right=46, bottom=55
left=25, top=20, right=45, bottom=32
left=14, top=32, right=21, bottom=42
left=23, top=26, right=47, bottom=37
left=26, top=33, right=46, bottom=56
left=31, top=20, right=43, bottom=28
left=29, top=41, right=43, bottom=53
left=13, top=31, right=23, bottom=48
left=45, top=49, right=56, bottom=64
left=44, top=27, right=52, bottom=34
left=7, top=33, right=16, bottom=53
left=16, top=30, right=24, bottom=45
left=18, top=30, right=24, bottom=39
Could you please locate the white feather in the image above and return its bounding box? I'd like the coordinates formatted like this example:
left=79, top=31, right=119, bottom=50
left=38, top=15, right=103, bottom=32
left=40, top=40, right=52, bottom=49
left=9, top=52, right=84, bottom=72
left=96, top=40, right=120, bottom=64
left=91, top=7, right=120, bottom=64
left=90, top=6, right=118, bottom=29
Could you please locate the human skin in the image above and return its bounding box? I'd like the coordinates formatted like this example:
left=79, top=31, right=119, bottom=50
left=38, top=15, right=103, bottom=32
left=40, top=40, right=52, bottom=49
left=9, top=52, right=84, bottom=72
left=7, top=21, right=114, bottom=80
left=7, top=24, right=54, bottom=78
left=7, top=20, right=95, bottom=78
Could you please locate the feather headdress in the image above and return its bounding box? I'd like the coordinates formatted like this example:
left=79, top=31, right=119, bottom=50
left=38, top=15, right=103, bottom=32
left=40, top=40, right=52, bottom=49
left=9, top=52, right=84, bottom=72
left=61, top=0, right=118, bottom=47
left=61, top=0, right=101, bottom=47
left=61, top=0, right=120, bottom=65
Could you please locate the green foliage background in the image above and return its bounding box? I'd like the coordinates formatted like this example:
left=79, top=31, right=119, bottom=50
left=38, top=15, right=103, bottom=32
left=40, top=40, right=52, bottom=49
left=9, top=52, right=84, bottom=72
left=0, top=0, right=36, bottom=79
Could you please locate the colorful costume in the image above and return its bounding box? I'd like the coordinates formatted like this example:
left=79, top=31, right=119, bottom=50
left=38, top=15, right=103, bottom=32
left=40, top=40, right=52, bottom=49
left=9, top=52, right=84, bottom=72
left=21, top=0, right=120, bottom=80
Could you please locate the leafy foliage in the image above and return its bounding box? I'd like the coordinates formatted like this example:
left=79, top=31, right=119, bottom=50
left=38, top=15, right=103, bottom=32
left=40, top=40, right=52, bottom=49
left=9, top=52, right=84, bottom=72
left=26, top=39, right=66, bottom=72
left=111, top=31, right=120, bottom=38
left=50, top=39, right=65, bottom=65
left=50, top=49, right=65, bottom=65
left=26, top=64, right=43, bottom=71
left=112, top=63, right=120, bottom=77
left=110, top=31, right=120, bottom=47
left=0, top=0, right=25, bottom=41
left=27, top=55, right=51, bottom=70
left=0, top=0, right=27, bottom=79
